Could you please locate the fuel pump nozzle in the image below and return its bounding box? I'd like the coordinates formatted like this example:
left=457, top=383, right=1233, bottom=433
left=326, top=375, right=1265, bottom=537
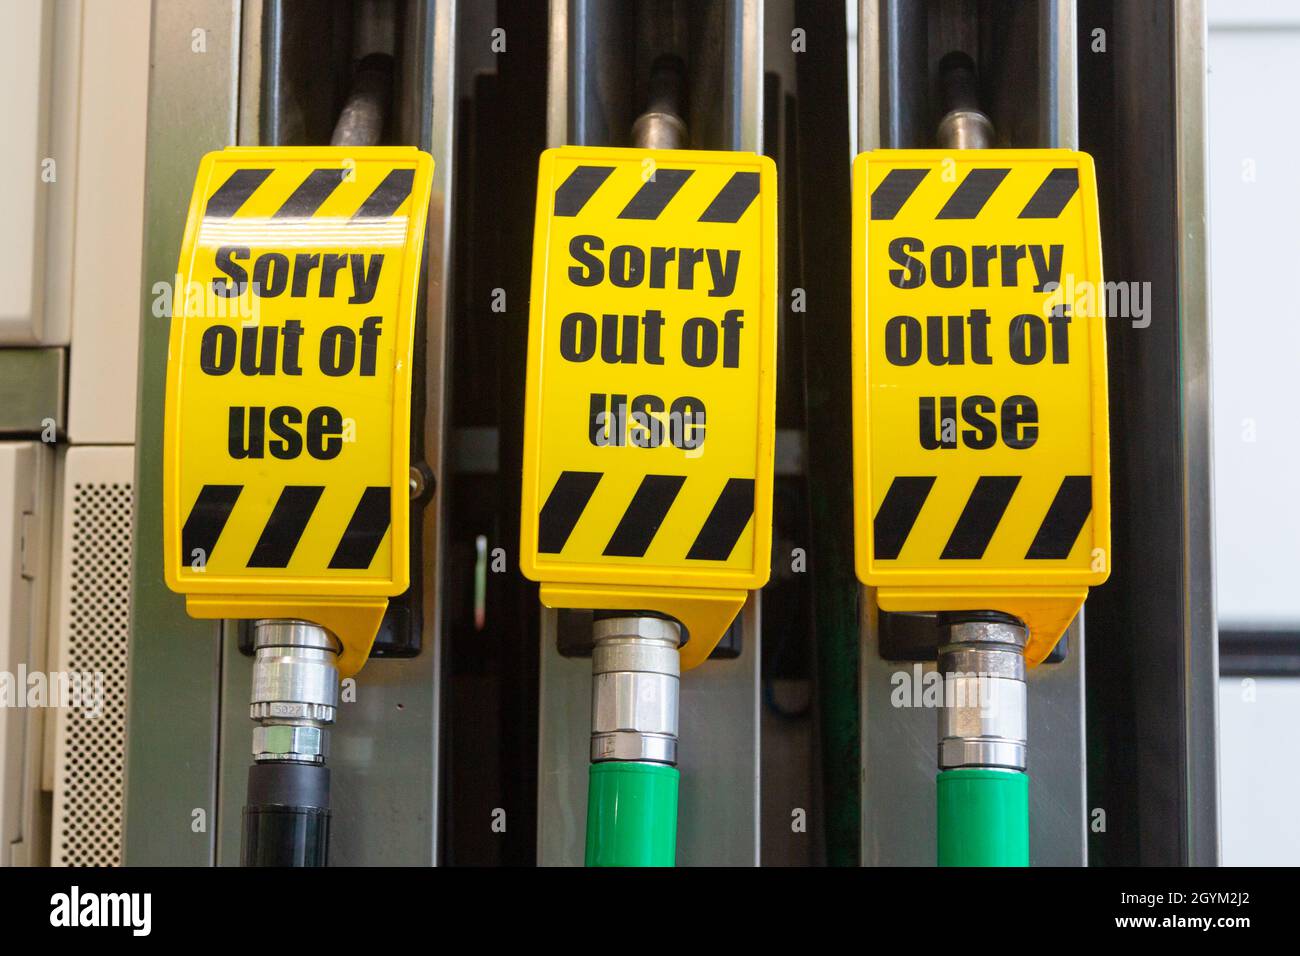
left=586, top=615, right=682, bottom=865
left=936, top=51, right=994, bottom=150
left=241, top=620, right=340, bottom=866
left=935, top=613, right=1030, bottom=866
left=631, top=55, right=688, bottom=150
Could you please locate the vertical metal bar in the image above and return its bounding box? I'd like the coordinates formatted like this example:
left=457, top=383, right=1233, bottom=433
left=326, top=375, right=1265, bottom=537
left=123, top=0, right=242, bottom=867
left=879, top=0, right=927, bottom=148
left=259, top=0, right=284, bottom=145
left=420, top=0, right=459, bottom=869
left=1080, top=0, right=1218, bottom=866
left=546, top=0, right=569, bottom=146
left=238, top=0, right=265, bottom=145
left=1040, top=0, right=1077, bottom=149
left=733, top=0, right=764, bottom=152
left=857, top=0, right=881, bottom=150
left=1173, top=0, right=1220, bottom=866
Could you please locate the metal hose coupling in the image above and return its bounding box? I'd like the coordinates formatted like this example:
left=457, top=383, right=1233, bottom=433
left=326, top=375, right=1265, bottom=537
left=631, top=55, right=687, bottom=150
left=936, top=51, right=994, bottom=150
left=250, top=619, right=341, bottom=764
left=937, top=613, right=1028, bottom=772
left=590, top=615, right=682, bottom=766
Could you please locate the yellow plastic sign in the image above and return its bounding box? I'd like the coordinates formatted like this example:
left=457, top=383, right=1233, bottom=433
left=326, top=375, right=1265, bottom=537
left=851, top=149, right=1110, bottom=664
left=520, top=146, right=777, bottom=668
left=163, top=146, right=433, bottom=677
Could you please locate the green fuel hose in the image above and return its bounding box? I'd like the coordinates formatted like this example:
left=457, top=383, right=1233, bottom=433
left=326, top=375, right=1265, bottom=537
left=585, top=761, right=678, bottom=867
left=937, top=768, right=1029, bottom=867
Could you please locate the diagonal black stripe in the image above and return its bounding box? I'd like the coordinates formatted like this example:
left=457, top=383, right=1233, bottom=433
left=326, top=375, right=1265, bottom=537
left=204, top=169, right=272, bottom=219
left=180, top=484, right=242, bottom=568
left=941, top=476, right=1021, bottom=559
left=554, top=165, right=615, bottom=217
left=538, top=471, right=602, bottom=553
left=328, top=487, right=391, bottom=569
left=273, top=168, right=348, bottom=218
left=618, top=169, right=693, bottom=220
left=352, top=168, right=415, bottom=219
left=936, top=168, right=1011, bottom=219
left=870, top=168, right=928, bottom=220
left=603, top=475, right=686, bottom=557
left=247, top=486, right=324, bottom=568
left=1019, top=167, right=1080, bottom=218
left=873, top=476, right=936, bottom=560
left=699, top=172, right=760, bottom=223
left=686, top=478, right=755, bottom=560
left=1026, top=476, right=1092, bottom=559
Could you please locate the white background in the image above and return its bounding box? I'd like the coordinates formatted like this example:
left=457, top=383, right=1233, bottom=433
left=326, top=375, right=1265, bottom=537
left=1208, top=0, right=1300, bottom=865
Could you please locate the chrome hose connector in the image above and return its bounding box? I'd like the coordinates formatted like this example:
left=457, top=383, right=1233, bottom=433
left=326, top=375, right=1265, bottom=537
left=249, top=619, right=340, bottom=765
left=937, top=616, right=1029, bottom=772
left=590, top=616, right=681, bottom=766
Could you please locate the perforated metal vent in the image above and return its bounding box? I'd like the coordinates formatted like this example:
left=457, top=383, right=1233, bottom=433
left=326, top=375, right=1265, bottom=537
left=51, top=472, right=133, bottom=867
